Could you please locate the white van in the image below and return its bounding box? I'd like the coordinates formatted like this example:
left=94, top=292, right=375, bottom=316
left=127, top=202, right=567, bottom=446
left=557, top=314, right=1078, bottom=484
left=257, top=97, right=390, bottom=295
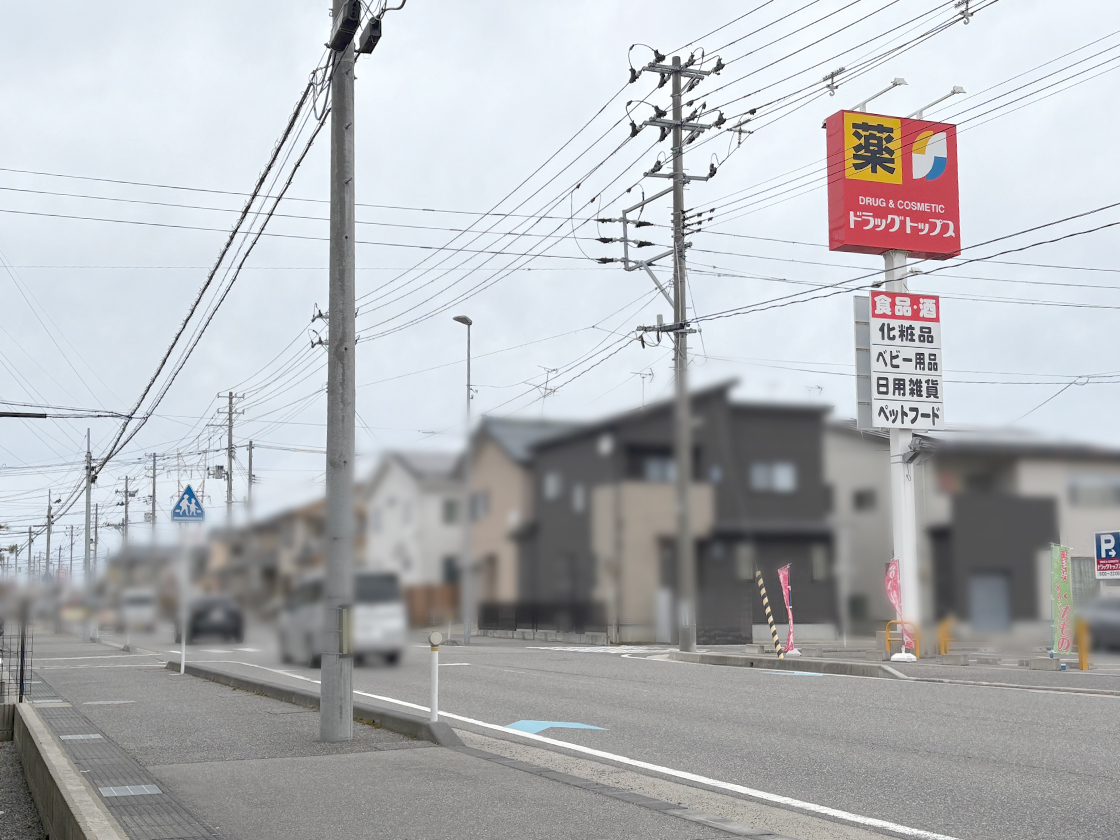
left=119, top=587, right=157, bottom=633
left=278, top=572, right=406, bottom=667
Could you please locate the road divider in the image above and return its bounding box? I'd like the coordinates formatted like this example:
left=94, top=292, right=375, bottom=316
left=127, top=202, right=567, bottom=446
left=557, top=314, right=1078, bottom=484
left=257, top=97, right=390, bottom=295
left=163, top=659, right=461, bottom=747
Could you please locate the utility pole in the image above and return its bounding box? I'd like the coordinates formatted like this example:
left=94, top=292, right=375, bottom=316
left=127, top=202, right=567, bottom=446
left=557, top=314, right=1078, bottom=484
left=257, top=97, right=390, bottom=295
left=69, top=525, right=74, bottom=581
left=623, top=51, right=723, bottom=652
left=84, top=429, right=92, bottom=640
left=668, top=56, right=697, bottom=653
left=123, top=475, right=130, bottom=550
left=45, top=492, right=52, bottom=580
left=27, top=526, right=32, bottom=584
left=226, top=391, right=235, bottom=526
left=322, top=0, right=360, bottom=743
left=453, top=315, right=473, bottom=645
left=247, top=440, right=254, bottom=520
left=885, top=249, right=920, bottom=659
left=151, top=453, right=158, bottom=541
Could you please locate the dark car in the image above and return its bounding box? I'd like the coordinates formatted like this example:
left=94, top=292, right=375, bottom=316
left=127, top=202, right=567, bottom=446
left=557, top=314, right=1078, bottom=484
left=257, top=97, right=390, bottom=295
left=1081, top=596, right=1120, bottom=651
left=175, top=596, right=243, bottom=644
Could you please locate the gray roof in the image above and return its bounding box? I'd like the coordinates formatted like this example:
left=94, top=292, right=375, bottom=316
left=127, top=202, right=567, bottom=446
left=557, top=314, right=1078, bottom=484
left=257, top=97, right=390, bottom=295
left=477, top=417, right=582, bottom=464
left=393, top=451, right=461, bottom=480
left=828, top=419, right=1120, bottom=462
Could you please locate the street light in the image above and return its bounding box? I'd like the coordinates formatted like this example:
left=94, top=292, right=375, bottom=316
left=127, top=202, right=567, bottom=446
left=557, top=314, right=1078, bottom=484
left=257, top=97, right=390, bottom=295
left=453, top=315, right=473, bottom=645
left=907, top=86, right=966, bottom=120
left=852, top=77, right=907, bottom=112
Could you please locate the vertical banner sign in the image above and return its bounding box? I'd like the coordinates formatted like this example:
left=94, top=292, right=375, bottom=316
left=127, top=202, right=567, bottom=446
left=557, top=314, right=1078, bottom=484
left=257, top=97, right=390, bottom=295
left=776, top=564, right=798, bottom=654
left=825, top=111, right=960, bottom=259
left=884, top=558, right=915, bottom=650
left=869, top=291, right=943, bottom=428
left=1094, top=531, right=1120, bottom=579
left=1051, top=544, right=1074, bottom=654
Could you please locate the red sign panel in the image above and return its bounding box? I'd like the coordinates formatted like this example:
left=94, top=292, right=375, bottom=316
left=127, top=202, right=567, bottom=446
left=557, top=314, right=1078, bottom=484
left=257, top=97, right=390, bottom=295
left=826, top=110, right=960, bottom=260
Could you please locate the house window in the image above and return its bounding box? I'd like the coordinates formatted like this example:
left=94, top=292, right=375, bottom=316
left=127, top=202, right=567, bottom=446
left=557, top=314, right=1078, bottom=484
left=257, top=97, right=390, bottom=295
left=470, top=490, right=490, bottom=521
left=1069, top=475, right=1120, bottom=507
left=750, top=461, right=798, bottom=493
left=709, top=464, right=723, bottom=484
left=544, top=471, right=563, bottom=501
left=735, top=542, right=756, bottom=580
left=811, top=544, right=830, bottom=581
left=442, top=498, right=458, bottom=524
left=442, top=555, right=460, bottom=585
left=853, top=489, right=876, bottom=511
left=643, top=455, right=676, bottom=483
left=572, top=483, right=586, bottom=514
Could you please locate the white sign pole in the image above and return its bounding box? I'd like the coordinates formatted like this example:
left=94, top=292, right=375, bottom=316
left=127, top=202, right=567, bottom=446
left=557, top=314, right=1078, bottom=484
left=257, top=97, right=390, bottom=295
left=885, top=249, right=921, bottom=660
left=179, top=523, right=187, bottom=674
left=171, top=485, right=204, bottom=675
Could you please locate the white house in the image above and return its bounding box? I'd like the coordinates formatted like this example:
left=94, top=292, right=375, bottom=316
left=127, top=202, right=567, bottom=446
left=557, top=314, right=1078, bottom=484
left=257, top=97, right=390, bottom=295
left=363, top=451, right=463, bottom=588
left=826, top=421, right=1120, bottom=636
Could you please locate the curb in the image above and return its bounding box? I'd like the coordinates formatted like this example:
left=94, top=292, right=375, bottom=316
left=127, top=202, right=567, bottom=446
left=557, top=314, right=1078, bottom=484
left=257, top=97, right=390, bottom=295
left=165, top=660, right=463, bottom=747
left=668, top=650, right=894, bottom=679
left=669, top=651, right=1120, bottom=697
left=14, top=702, right=130, bottom=840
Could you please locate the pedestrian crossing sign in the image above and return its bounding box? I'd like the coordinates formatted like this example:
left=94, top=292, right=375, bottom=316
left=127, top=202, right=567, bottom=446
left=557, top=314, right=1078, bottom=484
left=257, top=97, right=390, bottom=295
left=171, top=485, right=205, bottom=522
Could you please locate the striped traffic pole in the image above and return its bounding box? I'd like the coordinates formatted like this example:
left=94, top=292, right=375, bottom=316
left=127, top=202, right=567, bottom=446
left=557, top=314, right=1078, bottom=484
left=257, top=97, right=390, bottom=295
left=755, top=570, right=785, bottom=659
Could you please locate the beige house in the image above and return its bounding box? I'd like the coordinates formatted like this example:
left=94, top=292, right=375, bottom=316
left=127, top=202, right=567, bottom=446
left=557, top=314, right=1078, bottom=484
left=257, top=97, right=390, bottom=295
left=468, top=418, right=578, bottom=604
left=590, top=483, right=715, bottom=643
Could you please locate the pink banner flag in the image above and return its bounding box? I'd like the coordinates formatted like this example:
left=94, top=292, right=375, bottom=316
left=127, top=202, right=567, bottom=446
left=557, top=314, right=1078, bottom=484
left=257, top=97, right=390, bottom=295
left=884, top=558, right=915, bottom=650
left=776, top=564, right=797, bottom=654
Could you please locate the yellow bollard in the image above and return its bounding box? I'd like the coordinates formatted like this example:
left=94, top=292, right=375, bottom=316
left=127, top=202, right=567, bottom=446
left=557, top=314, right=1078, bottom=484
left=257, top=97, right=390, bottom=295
left=1077, top=618, right=1091, bottom=671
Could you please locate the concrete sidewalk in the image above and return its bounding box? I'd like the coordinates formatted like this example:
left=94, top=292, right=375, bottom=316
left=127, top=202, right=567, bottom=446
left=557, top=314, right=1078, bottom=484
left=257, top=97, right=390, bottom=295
left=22, top=633, right=757, bottom=840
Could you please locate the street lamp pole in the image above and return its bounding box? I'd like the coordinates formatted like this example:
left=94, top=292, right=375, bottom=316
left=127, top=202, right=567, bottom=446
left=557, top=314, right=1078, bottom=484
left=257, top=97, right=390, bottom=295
left=453, top=314, right=473, bottom=646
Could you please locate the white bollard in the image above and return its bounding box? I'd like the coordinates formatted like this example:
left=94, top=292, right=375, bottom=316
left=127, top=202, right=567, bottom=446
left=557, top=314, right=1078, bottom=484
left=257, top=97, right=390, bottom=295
left=428, top=630, right=442, bottom=723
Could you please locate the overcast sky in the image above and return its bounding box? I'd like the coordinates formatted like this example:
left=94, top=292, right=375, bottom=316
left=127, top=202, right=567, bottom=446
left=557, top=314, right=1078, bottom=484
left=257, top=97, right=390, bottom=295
left=3, top=0, right=1119, bottom=557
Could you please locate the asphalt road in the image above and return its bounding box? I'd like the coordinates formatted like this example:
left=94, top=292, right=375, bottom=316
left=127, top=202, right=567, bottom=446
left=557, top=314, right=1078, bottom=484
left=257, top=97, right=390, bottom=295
left=110, top=624, right=1120, bottom=840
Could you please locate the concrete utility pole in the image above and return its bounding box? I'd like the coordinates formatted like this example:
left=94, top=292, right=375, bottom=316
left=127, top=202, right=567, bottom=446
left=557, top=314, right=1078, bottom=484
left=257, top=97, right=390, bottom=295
left=226, top=391, right=235, bottom=526
left=247, top=440, right=254, bottom=519
left=84, top=429, right=92, bottom=640
left=669, top=56, right=697, bottom=654
left=44, top=492, right=52, bottom=580
left=453, top=315, right=473, bottom=645
left=625, top=52, right=722, bottom=652
left=151, top=453, right=157, bottom=541
left=884, top=249, right=920, bottom=659
left=322, top=0, right=359, bottom=742
left=123, top=476, right=130, bottom=550
left=69, top=525, right=74, bottom=581
left=27, top=527, right=32, bottom=584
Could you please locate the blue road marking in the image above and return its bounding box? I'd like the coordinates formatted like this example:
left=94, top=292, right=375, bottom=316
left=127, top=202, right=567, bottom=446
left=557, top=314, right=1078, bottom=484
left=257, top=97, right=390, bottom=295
left=505, top=720, right=607, bottom=734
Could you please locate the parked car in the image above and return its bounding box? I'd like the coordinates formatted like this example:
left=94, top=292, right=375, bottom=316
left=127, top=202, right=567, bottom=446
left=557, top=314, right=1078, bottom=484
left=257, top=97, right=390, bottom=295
left=279, top=572, right=406, bottom=667
left=119, top=587, right=157, bottom=633
left=175, top=595, right=243, bottom=644
left=1081, top=596, right=1120, bottom=651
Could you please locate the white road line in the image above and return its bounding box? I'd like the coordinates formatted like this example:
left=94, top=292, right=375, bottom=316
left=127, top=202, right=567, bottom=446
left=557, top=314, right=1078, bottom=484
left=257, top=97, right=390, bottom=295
left=34, top=654, right=157, bottom=661
left=196, top=659, right=958, bottom=840
left=438, top=662, right=470, bottom=667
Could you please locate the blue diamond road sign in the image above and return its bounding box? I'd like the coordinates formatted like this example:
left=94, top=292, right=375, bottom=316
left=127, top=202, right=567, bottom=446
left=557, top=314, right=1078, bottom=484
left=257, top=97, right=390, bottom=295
left=171, top=485, right=205, bottom=522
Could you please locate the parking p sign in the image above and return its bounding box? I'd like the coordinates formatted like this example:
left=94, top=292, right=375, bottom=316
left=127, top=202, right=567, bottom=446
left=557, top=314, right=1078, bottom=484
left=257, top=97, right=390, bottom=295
left=1094, top=531, right=1120, bottom=579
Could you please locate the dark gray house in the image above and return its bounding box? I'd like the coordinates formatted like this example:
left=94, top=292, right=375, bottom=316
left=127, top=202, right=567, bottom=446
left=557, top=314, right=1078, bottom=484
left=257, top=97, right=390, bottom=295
left=512, top=382, right=836, bottom=644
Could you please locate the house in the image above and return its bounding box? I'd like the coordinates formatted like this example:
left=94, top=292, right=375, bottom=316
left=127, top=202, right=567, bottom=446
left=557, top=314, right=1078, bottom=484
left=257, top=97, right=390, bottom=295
left=206, top=494, right=365, bottom=614
left=826, top=422, right=1120, bottom=635
left=467, top=417, right=580, bottom=604
left=364, top=451, right=462, bottom=625
left=512, top=383, right=836, bottom=644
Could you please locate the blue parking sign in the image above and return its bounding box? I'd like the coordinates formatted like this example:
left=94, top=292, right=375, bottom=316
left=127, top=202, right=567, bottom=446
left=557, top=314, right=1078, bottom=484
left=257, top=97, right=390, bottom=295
left=1094, top=531, right=1120, bottom=579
